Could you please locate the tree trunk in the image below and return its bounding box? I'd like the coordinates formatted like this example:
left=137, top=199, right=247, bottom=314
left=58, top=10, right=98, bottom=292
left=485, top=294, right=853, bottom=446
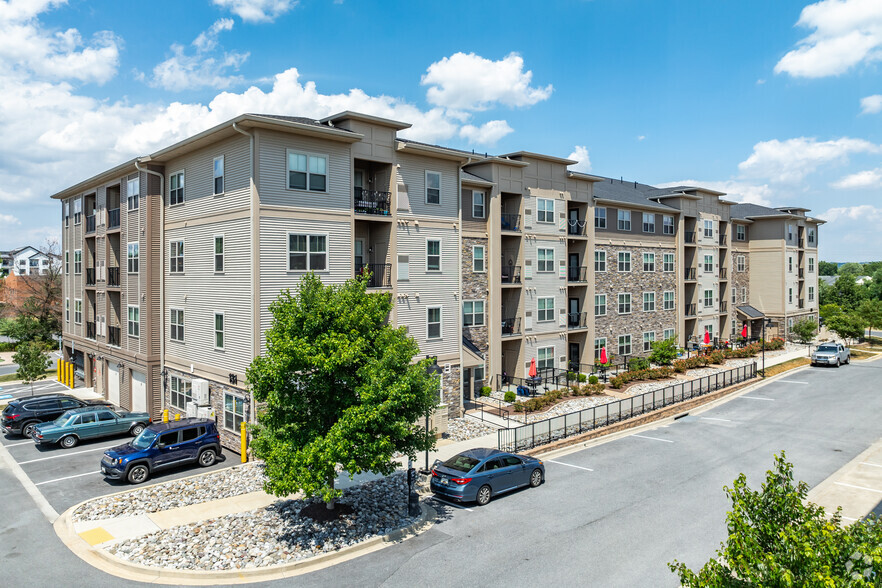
left=326, top=473, right=335, bottom=510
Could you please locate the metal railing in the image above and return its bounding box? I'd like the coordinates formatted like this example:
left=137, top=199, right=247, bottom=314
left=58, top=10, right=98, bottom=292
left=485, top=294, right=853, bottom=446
left=685, top=303, right=697, bottom=317
left=501, top=317, right=521, bottom=336
left=719, top=268, right=727, bottom=280
left=720, top=301, right=728, bottom=312
left=684, top=267, right=696, bottom=280
left=86, top=321, right=96, bottom=339
left=353, top=189, right=391, bottom=216
left=719, top=234, right=727, bottom=246
left=567, top=219, right=588, bottom=236
left=568, top=266, right=588, bottom=282
left=501, top=213, right=521, bottom=232
left=86, top=215, right=96, bottom=233
left=107, top=266, right=120, bottom=287
left=464, top=397, right=514, bottom=428
left=108, top=326, right=120, bottom=346
left=85, top=268, right=96, bottom=286
left=684, top=231, right=696, bottom=244
left=568, top=311, right=589, bottom=330
left=498, top=363, right=757, bottom=451
left=501, top=265, right=521, bottom=284
left=108, top=208, right=120, bottom=229
left=356, top=263, right=391, bottom=288
left=799, top=299, right=805, bottom=309
left=798, top=268, right=804, bottom=279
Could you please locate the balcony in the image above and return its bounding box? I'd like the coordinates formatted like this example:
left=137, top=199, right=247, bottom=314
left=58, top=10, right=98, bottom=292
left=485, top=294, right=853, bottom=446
left=86, top=321, right=96, bottom=339
left=353, top=189, right=391, bottom=216
left=108, top=326, right=120, bottom=346
left=719, top=234, right=727, bottom=246
left=567, top=266, right=588, bottom=283
left=684, top=231, right=696, bottom=244
left=85, top=268, right=96, bottom=286
left=798, top=268, right=804, bottom=279
left=108, top=208, right=120, bottom=229
left=567, top=219, right=588, bottom=236
left=567, top=312, right=589, bottom=330
left=501, top=214, right=521, bottom=232
left=685, top=303, right=697, bottom=317
left=799, top=299, right=805, bottom=309
left=107, top=266, right=120, bottom=287
left=720, top=301, right=728, bottom=313
left=501, top=317, right=521, bottom=336
left=356, top=263, right=391, bottom=288
left=501, top=265, right=521, bottom=284
left=719, top=268, right=727, bottom=280
left=86, top=215, right=96, bottom=234
left=684, top=267, right=696, bottom=281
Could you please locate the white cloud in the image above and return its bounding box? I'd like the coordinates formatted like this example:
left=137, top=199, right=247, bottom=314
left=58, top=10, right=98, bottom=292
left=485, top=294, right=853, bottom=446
left=459, top=120, right=513, bottom=145
left=831, top=167, right=882, bottom=188
left=774, top=0, right=882, bottom=78
left=822, top=204, right=882, bottom=223
left=637, top=135, right=645, bottom=141
left=737, top=137, right=881, bottom=183
left=860, top=94, right=882, bottom=114
left=0, top=213, right=21, bottom=225
left=657, top=180, right=775, bottom=207
left=567, top=146, right=592, bottom=173
left=211, top=0, right=297, bottom=23
left=421, top=52, right=552, bottom=111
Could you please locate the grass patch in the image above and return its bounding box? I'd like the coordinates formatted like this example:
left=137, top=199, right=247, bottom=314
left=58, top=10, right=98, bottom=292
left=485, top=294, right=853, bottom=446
left=851, top=343, right=882, bottom=352
left=0, top=369, right=56, bottom=383
left=761, top=357, right=811, bottom=378
left=850, top=349, right=877, bottom=360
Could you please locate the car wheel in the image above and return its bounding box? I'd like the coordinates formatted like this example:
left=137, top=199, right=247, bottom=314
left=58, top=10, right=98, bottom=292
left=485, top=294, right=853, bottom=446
left=22, top=422, right=39, bottom=438
left=845, top=356, right=850, bottom=364
left=198, top=448, right=217, bottom=467
left=836, top=358, right=841, bottom=368
left=60, top=435, right=78, bottom=449
left=476, top=484, right=492, bottom=506
left=529, top=468, right=543, bottom=488
left=130, top=423, right=145, bottom=436
left=127, top=464, right=149, bottom=484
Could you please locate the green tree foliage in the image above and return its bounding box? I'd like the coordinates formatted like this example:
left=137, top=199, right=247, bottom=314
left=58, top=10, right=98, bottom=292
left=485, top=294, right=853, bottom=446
left=648, top=336, right=679, bottom=365
left=817, top=260, right=839, bottom=276
left=789, top=319, right=817, bottom=344
left=863, top=261, right=882, bottom=275
left=13, top=341, right=52, bottom=395
left=0, top=240, right=62, bottom=343
left=670, top=452, right=882, bottom=586
left=857, top=299, right=882, bottom=338
left=823, top=275, right=867, bottom=312
left=826, top=313, right=867, bottom=344
left=867, top=269, right=882, bottom=301
left=819, top=303, right=842, bottom=323
left=838, top=262, right=864, bottom=277
left=246, top=273, right=438, bottom=508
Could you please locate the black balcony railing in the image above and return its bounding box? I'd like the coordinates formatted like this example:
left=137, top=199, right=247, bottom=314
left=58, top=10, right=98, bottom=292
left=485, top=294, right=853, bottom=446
left=86, top=215, right=96, bottom=233
left=108, top=326, right=120, bottom=346
left=353, top=189, right=391, bottom=216
left=108, top=208, right=120, bottom=229
left=501, top=265, right=521, bottom=284
left=107, top=266, right=120, bottom=287
left=356, top=263, right=391, bottom=288
left=685, top=303, right=697, bottom=317
left=86, top=321, right=96, bottom=339
left=719, top=234, right=727, bottom=246
left=568, top=312, right=589, bottom=330
left=798, top=268, right=804, bottom=279
left=85, top=268, right=96, bottom=286
left=568, top=266, right=588, bottom=282
left=684, top=231, right=696, bottom=244
left=799, top=299, right=805, bottom=309
left=684, top=267, right=696, bottom=280
left=720, top=301, right=728, bottom=313
left=567, top=219, right=588, bottom=236
left=501, top=317, right=521, bottom=336
left=719, top=268, right=727, bottom=280
left=501, top=213, right=521, bottom=232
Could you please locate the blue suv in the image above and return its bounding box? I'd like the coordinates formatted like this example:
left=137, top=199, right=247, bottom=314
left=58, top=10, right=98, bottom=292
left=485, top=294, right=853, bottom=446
left=101, top=418, right=222, bottom=484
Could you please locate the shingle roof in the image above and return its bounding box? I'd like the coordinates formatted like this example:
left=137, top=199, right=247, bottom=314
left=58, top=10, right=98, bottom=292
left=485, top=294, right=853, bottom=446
left=591, top=176, right=679, bottom=212
left=730, top=202, right=792, bottom=219
left=736, top=304, right=765, bottom=318
left=248, top=114, right=348, bottom=130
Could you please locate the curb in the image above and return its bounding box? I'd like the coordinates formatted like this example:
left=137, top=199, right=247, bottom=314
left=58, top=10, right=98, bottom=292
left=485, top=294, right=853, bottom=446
left=55, top=498, right=436, bottom=585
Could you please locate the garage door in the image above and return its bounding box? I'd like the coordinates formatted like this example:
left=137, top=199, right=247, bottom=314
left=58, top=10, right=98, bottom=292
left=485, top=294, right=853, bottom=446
left=107, top=362, right=120, bottom=407
left=131, top=370, right=147, bottom=414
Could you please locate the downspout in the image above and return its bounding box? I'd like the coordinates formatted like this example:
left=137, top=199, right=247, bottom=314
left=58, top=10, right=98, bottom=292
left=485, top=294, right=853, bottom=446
left=135, top=159, right=165, bottom=417
left=232, top=121, right=255, bottom=430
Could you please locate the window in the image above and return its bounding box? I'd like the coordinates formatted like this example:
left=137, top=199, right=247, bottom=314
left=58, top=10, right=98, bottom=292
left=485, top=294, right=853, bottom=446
left=663, top=215, right=675, bottom=235
left=170, top=308, right=184, bottom=342
left=398, top=255, right=409, bottom=281
left=663, top=328, right=675, bottom=340
left=789, top=288, right=793, bottom=304
left=214, top=236, right=224, bottom=272
left=213, top=156, right=224, bottom=195
left=169, top=241, right=184, bottom=273
left=704, top=289, right=713, bottom=308
left=736, top=255, right=746, bottom=272
left=537, top=347, right=554, bottom=371
left=64, top=201, right=70, bottom=227
left=74, top=249, right=82, bottom=274
left=426, top=171, right=441, bottom=204
left=618, top=293, right=631, bottom=314
left=474, top=365, right=485, bottom=383
left=224, top=393, right=245, bottom=431
left=214, top=312, right=224, bottom=349
left=594, top=338, right=607, bottom=360
left=787, top=224, right=793, bottom=241
left=73, top=197, right=82, bottom=224
left=426, top=239, right=441, bottom=271
left=288, top=234, right=327, bottom=271
left=472, top=191, right=485, bottom=218
left=127, top=242, right=139, bottom=274
left=594, top=250, right=606, bottom=272
left=642, top=213, right=655, bottom=233
left=537, top=198, right=554, bottom=223
left=704, top=219, right=713, bottom=238
left=127, top=176, right=139, bottom=210
left=643, top=252, right=655, bottom=272
left=538, top=297, right=555, bottom=322
left=742, top=287, right=747, bottom=303
left=809, top=286, right=815, bottom=302
left=703, top=254, right=713, bottom=273
left=808, top=228, right=815, bottom=244
left=732, top=287, right=736, bottom=304
left=736, top=225, right=746, bottom=241
left=169, top=171, right=184, bottom=205
left=538, top=248, right=554, bottom=272
left=595, top=207, right=607, bottom=229
left=618, top=251, right=631, bottom=272
left=617, top=209, right=631, bottom=231
left=594, top=294, right=606, bottom=317
left=287, top=151, right=327, bottom=192
left=473, top=246, right=485, bottom=273
left=643, top=292, right=655, bottom=312
left=128, top=306, right=139, bottom=338
left=643, top=331, right=655, bottom=352
left=170, top=376, right=192, bottom=410
left=663, top=253, right=674, bottom=272
left=65, top=251, right=69, bottom=274
left=618, top=335, right=632, bottom=356
left=463, top=300, right=485, bottom=326
left=65, top=298, right=69, bottom=322
left=663, top=291, right=675, bottom=311
left=427, top=306, right=441, bottom=339
left=788, top=256, right=793, bottom=272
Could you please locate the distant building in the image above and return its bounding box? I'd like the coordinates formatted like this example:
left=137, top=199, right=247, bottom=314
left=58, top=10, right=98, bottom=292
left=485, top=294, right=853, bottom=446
left=0, top=246, right=54, bottom=276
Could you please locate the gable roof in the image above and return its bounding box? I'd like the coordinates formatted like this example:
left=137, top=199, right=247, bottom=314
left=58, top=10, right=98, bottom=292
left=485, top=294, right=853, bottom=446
left=592, top=176, right=679, bottom=212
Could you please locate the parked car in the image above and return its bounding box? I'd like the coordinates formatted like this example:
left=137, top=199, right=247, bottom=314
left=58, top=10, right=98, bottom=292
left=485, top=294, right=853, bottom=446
left=1, top=393, right=113, bottom=437
left=811, top=342, right=850, bottom=367
left=430, top=448, right=545, bottom=506
left=32, top=406, right=151, bottom=448
left=100, top=418, right=222, bottom=484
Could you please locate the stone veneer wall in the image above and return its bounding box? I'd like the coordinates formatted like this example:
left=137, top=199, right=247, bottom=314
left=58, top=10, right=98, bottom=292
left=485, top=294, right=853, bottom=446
left=731, top=250, right=750, bottom=311
left=461, top=236, right=489, bottom=354
left=594, top=244, right=678, bottom=358
left=440, top=364, right=461, bottom=418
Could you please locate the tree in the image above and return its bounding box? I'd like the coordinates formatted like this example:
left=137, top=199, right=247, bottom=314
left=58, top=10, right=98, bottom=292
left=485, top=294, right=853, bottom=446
left=648, top=336, right=678, bottom=365
left=818, top=260, right=839, bottom=276
left=13, top=341, right=52, bottom=395
left=867, top=268, right=882, bottom=301
left=246, top=273, right=438, bottom=509
left=826, top=313, right=867, bottom=344
left=670, top=453, right=882, bottom=586
left=789, top=318, right=817, bottom=344
left=838, top=261, right=863, bottom=277
left=819, top=303, right=842, bottom=323
left=857, top=299, right=882, bottom=338
left=863, top=260, right=882, bottom=276
left=0, top=239, right=62, bottom=343
left=824, top=274, right=866, bottom=312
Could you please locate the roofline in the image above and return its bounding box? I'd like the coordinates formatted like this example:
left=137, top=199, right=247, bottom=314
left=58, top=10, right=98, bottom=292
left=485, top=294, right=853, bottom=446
left=320, top=110, right=412, bottom=131
left=567, top=171, right=607, bottom=183
left=718, top=199, right=738, bottom=205
left=50, top=158, right=139, bottom=200
left=464, top=156, right=530, bottom=168
left=460, top=174, right=495, bottom=188
left=650, top=193, right=702, bottom=201
left=396, top=140, right=472, bottom=163
left=501, top=150, right=578, bottom=166
left=807, top=217, right=827, bottom=225
left=593, top=197, right=678, bottom=213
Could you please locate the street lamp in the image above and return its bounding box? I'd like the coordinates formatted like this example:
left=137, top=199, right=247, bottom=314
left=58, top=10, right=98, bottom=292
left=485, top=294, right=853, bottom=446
left=423, top=357, right=444, bottom=474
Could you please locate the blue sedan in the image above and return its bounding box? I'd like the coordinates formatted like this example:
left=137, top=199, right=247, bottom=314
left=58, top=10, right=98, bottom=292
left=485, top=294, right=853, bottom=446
left=430, top=448, right=545, bottom=506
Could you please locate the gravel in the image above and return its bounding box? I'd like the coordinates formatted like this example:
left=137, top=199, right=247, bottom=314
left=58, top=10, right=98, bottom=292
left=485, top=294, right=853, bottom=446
left=73, top=463, right=267, bottom=522
left=105, top=472, right=418, bottom=571
left=445, top=417, right=497, bottom=441
left=511, top=395, right=617, bottom=424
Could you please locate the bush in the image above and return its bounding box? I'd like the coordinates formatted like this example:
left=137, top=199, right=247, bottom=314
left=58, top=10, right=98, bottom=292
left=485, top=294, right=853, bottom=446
left=503, top=390, right=516, bottom=403
left=567, top=371, right=578, bottom=381
left=588, top=375, right=599, bottom=385
left=629, top=357, right=650, bottom=371
left=578, top=373, right=587, bottom=383
left=0, top=342, right=17, bottom=352
left=708, top=350, right=725, bottom=365
left=649, top=336, right=679, bottom=365
left=480, top=386, right=492, bottom=397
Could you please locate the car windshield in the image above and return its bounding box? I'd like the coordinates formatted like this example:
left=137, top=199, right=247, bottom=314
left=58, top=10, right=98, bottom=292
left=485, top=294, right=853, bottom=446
left=131, top=428, right=157, bottom=450
left=442, top=454, right=481, bottom=473
left=52, top=412, right=75, bottom=427
left=818, top=345, right=838, bottom=352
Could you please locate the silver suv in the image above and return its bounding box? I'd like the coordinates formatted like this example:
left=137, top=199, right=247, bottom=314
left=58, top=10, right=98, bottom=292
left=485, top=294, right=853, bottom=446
left=811, top=343, right=850, bottom=367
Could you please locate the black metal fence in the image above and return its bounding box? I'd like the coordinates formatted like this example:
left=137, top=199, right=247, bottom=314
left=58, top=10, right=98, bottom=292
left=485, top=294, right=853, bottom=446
left=354, top=189, right=391, bottom=216
left=356, top=263, right=391, bottom=288
left=567, top=266, right=588, bottom=282
left=108, top=208, right=120, bottom=229
left=501, top=317, right=521, bottom=336
left=501, top=213, right=520, bottom=231
left=501, top=265, right=521, bottom=284
left=498, top=362, right=757, bottom=451
left=107, top=266, right=120, bottom=287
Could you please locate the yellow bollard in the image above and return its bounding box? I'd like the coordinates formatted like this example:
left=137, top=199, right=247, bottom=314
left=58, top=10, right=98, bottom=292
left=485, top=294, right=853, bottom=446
left=70, top=362, right=74, bottom=388
left=162, top=409, right=169, bottom=423
left=174, top=413, right=180, bottom=421
left=240, top=421, right=247, bottom=463
left=67, top=362, right=73, bottom=388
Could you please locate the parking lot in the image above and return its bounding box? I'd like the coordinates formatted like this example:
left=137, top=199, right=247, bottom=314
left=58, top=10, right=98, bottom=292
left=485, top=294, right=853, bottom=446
left=1, top=380, right=238, bottom=516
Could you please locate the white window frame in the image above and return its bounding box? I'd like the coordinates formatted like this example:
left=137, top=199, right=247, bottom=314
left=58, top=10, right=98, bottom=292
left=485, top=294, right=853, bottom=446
left=663, top=215, right=675, bottom=235
left=742, top=287, right=747, bottom=303
left=426, top=239, right=442, bottom=272
left=732, top=287, right=737, bottom=304
left=663, top=328, right=675, bottom=340
left=618, top=293, right=631, bottom=315
left=398, top=254, right=409, bottom=281
left=170, top=308, right=184, bottom=342
left=286, top=149, right=328, bottom=193
left=214, top=235, right=224, bottom=273
left=73, top=197, right=82, bottom=225
left=643, top=291, right=655, bottom=312
left=808, top=228, right=815, bottom=244
left=65, top=298, right=70, bottom=322
left=65, top=251, right=69, bottom=275
left=594, top=294, right=606, bottom=317
left=809, top=286, right=815, bottom=302
left=537, top=346, right=554, bottom=371
left=425, top=171, right=441, bottom=205
left=618, top=251, right=631, bottom=272
left=595, top=207, right=607, bottom=229
left=538, top=297, right=555, bottom=322
left=704, top=219, right=713, bottom=238
left=618, top=335, right=632, bottom=356
left=169, top=170, right=185, bottom=206
left=663, top=253, right=674, bottom=273
left=127, top=175, right=140, bottom=211
left=127, top=305, right=140, bottom=338
left=787, top=224, right=794, bottom=241
left=224, top=392, right=246, bottom=432
left=287, top=233, right=328, bottom=272
left=463, top=300, right=485, bottom=327
left=642, top=212, right=655, bottom=233
left=214, top=312, right=224, bottom=350
left=127, top=242, right=139, bottom=274
left=73, top=249, right=82, bottom=275
left=703, top=254, right=714, bottom=273
left=594, top=338, right=607, bottom=360
left=472, top=245, right=485, bottom=273
left=427, top=306, right=442, bottom=340
left=472, top=191, right=485, bottom=218
left=170, top=240, right=184, bottom=273
left=808, top=257, right=815, bottom=273
left=538, top=247, right=554, bottom=272
left=213, top=155, right=224, bottom=195
left=789, top=288, right=793, bottom=304
left=537, top=198, right=554, bottom=223
left=737, top=255, right=746, bottom=272
left=643, top=252, right=655, bottom=272
left=704, top=289, right=713, bottom=308
left=170, top=376, right=192, bottom=410
left=736, top=224, right=746, bottom=241
left=595, top=250, right=606, bottom=272
left=663, top=290, right=675, bottom=311
left=74, top=299, right=82, bottom=325
left=788, top=256, right=793, bottom=273
left=617, top=209, right=631, bottom=231
left=643, top=331, right=655, bottom=352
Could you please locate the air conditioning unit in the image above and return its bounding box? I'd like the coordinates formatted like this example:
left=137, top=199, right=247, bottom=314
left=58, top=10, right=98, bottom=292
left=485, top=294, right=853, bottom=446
left=192, top=379, right=210, bottom=405
left=197, top=406, right=216, bottom=419
left=186, top=401, right=199, bottom=417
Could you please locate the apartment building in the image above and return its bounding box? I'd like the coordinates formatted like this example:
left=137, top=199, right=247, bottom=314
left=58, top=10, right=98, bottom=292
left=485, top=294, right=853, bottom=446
left=54, top=109, right=822, bottom=449
left=1, top=245, right=54, bottom=276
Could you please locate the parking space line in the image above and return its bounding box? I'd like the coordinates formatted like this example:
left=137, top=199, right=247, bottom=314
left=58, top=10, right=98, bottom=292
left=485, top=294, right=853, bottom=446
left=430, top=497, right=474, bottom=512
left=860, top=462, right=882, bottom=469
left=834, top=482, right=882, bottom=494
left=5, top=439, right=38, bottom=447
left=632, top=434, right=673, bottom=443
left=35, top=471, right=101, bottom=486
left=0, top=437, right=58, bottom=522
left=738, top=396, right=775, bottom=401
left=700, top=417, right=732, bottom=422
left=778, top=380, right=808, bottom=384
left=547, top=459, right=593, bottom=472
left=18, top=445, right=116, bottom=465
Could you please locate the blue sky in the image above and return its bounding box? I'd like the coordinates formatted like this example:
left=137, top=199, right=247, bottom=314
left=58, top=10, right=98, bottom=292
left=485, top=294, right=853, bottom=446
left=1, top=0, right=881, bottom=261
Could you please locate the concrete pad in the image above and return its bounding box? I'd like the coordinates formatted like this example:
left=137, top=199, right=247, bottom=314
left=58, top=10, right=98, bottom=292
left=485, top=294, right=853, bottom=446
left=74, top=513, right=161, bottom=545
left=78, top=526, right=114, bottom=546
left=807, top=437, right=882, bottom=521
left=147, top=490, right=278, bottom=529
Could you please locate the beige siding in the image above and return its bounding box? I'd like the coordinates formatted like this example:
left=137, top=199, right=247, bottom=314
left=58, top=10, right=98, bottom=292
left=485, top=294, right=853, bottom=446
left=397, top=153, right=460, bottom=220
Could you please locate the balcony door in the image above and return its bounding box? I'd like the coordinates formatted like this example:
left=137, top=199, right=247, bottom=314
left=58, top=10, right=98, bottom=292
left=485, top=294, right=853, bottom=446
left=354, top=239, right=365, bottom=270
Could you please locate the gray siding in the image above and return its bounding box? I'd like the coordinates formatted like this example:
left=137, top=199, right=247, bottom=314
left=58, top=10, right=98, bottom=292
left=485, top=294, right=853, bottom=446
left=397, top=153, right=460, bottom=220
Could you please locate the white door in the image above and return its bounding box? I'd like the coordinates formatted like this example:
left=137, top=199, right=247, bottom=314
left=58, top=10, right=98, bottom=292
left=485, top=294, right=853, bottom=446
left=131, top=370, right=147, bottom=414
left=107, top=362, right=120, bottom=407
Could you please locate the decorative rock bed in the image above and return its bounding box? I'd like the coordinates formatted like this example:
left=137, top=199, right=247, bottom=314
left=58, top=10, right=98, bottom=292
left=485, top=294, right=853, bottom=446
left=445, top=417, right=497, bottom=441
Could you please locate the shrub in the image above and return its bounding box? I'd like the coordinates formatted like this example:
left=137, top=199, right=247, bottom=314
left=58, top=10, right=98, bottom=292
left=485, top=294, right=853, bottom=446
left=610, top=376, right=624, bottom=389
left=0, top=342, right=17, bottom=352
left=629, top=357, right=650, bottom=371
left=673, top=360, right=688, bottom=373
left=708, top=350, right=725, bottom=365
left=588, top=375, right=599, bottom=385
left=587, top=383, right=606, bottom=395
left=480, top=386, right=492, bottom=397
left=513, top=401, right=524, bottom=412
left=504, top=390, right=516, bottom=403
left=567, top=371, right=578, bottom=381
left=649, top=336, right=679, bottom=365
left=578, top=373, right=587, bottom=383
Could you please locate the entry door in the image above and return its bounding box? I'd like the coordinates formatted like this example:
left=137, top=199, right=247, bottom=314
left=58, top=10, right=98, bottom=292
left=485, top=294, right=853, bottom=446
left=568, top=253, right=579, bottom=281
left=107, top=362, right=120, bottom=407
left=463, top=369, right=472, bottom=402
left=354, top=239, right=365, bottom=271
left=568, top=209, right=579, bottom=234
left=569, top=298, right=580, bottom=326
left=131, top=370, right=147, bottom=413
left=569, top=343, right=580, bottom=368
